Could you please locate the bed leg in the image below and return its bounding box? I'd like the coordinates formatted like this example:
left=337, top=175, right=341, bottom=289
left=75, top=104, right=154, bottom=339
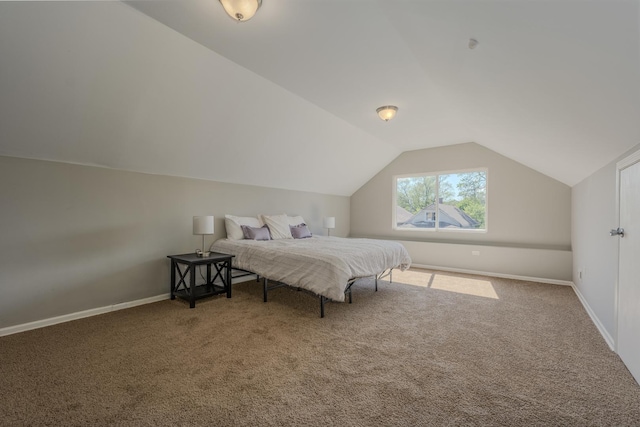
left=349, top=287, right=352, bottom=303
left=320, top=296, right=325, bottom=318
left=257, top=275, right=260, bottom=282
left=390, top=269, right=393, bottom=283
left=263, top=278, right=268, bottom=303
left=375, top=276, right=378, bottom=292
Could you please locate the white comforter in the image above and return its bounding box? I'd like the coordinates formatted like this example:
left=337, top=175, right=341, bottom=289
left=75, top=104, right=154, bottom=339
left=211, top=236, right=411, bottom=302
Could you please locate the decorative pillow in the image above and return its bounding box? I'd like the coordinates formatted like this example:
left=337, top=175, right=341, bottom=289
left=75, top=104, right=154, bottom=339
left=290, top=223, right=312, bottom=239
left=241, top=224, right=271, bottom=241
left=261, top=213, right=293, bottom=239
left=288, top=215, right=306, bottom=226
left=225, top=214, right=263, bottom=240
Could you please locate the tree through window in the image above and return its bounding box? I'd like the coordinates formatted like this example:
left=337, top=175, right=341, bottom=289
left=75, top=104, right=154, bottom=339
left=394, top=170, right=487, bottom=231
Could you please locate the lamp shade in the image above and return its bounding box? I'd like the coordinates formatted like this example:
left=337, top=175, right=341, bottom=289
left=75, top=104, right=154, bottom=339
left=323, top=217, right=336, bottom=229
left=193, top=216, right=214, bottom=235
left=219, top=0, right=262, bottom=22
left=376, top=105, right=398, bottom=121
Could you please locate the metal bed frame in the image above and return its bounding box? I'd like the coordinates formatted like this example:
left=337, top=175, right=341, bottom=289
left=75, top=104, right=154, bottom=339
left=232, top=267, right=394, bottom=318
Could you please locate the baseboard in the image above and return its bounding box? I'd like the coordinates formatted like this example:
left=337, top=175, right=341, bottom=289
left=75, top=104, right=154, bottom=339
left=0, top=293, right=170, bottom=338
left=410, top=263, right=615, bottom=350
left=0, top=276, right=256, bottom=338
left=4, top=272, right=606, bottom=352
left=570, top=283, right=615, bottom=351
left=410, top=263, right=574, bottom=286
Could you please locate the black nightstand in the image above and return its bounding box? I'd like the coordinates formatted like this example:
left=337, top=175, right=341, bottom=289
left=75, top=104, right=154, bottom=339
left=167, top=252, right=234, bottom=308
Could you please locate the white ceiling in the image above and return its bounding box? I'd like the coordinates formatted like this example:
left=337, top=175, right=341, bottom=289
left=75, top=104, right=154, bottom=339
left=1, top=1, right=639, bottom=196
left=127, top=0, right=640, bottom=186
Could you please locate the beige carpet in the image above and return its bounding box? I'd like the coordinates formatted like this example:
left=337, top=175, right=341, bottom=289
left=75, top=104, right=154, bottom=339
left=1, top=268, right=639, bottom=426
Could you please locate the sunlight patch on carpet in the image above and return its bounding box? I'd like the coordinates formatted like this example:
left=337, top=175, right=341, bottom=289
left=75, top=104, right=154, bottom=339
left=430, top=275, right=499, bottom=299
left=394, top=268, right=499, bottom=299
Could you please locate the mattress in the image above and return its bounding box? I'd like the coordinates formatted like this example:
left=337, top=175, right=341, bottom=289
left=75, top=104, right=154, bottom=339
left=211, top=236, right=411, bottom=302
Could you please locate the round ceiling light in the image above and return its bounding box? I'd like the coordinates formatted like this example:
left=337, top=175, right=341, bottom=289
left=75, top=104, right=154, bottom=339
left=376, top=105, right=398, bottom=122
left=219, top=0, right=262, bottom=22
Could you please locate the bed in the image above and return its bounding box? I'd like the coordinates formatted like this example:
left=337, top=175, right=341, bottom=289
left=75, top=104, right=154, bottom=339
left=211, top=235, right=412, bottom=317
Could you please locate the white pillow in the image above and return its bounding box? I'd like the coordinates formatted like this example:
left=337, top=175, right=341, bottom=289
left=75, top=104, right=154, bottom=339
left=288, top=215, right=306, bottom=226
left=258, top=214, right=306, bottom=226
left=225, top=215, right=263, bottom=240
left=261, top=213, right=293, bottom=239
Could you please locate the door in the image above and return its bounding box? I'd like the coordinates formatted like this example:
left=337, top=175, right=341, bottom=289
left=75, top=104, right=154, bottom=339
left=617, top=158, right=640, bottom=384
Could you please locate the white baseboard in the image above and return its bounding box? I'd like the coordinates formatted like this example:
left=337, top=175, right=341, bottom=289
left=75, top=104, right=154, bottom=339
left=410, top=263, right=574, bottom=286
left=0, top=293, right=170, bottom=338
left=409, top=263, right=614, bottom=351
left=0, top=276, right=256, bottom=338
left=570, top=283, right=615, bottom=351
left=5, top=272, right=611, bottom=353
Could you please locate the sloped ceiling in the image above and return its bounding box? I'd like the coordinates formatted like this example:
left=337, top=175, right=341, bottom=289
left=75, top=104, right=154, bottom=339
left=1, top=1, right=639, bottom=196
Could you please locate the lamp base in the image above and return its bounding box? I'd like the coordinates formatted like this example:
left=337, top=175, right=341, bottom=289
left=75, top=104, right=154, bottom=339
left=196, top=234, right=210, bottom=257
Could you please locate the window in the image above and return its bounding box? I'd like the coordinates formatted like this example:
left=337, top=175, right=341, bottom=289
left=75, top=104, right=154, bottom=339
left=394, top=169, right=487, bottom=231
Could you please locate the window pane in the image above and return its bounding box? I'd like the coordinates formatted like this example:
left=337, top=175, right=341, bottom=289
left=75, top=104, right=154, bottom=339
left=394, top=170, right=487, bottom=231
left=396, top=176, right=436, bottom=228
left=438, top=172, right=486, bottom=229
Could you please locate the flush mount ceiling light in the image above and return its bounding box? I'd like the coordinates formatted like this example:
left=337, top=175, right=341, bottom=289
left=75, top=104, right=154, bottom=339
left=376, top=105, right=398, bottom=122
left=219, top=0, right=262, bottom=22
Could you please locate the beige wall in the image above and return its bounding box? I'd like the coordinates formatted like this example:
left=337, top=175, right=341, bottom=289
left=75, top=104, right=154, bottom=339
left=0, top=156, right=349, bottom=329
left=351, top=143, right=572, bottom=280
left=572, top=143, right=640, bottom=343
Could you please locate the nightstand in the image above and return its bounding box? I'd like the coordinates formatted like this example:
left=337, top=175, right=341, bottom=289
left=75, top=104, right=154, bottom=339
left=167, top=252, right=234, bottom=308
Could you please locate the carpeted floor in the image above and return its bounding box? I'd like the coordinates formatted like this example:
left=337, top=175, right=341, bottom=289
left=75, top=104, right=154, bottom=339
left=1, top=268, right=639, bottom=426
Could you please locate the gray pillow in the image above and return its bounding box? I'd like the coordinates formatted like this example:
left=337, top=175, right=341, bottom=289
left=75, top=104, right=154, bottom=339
left=241, top=224, right=271, bottom=240
left=290, top=223, right=312, bottom=239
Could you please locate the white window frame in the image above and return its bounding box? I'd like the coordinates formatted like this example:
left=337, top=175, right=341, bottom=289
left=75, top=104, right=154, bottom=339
left=392, top=168, right=488, bottom=233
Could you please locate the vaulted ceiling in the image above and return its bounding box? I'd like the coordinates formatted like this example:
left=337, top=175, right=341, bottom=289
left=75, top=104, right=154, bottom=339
left=1, top=1, right=639, bottom=196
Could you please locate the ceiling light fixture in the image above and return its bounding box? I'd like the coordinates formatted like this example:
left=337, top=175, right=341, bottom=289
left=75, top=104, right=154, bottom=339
left=219, top=0, right=262, bottom=22
left=376, top=105, right=398, bottom=122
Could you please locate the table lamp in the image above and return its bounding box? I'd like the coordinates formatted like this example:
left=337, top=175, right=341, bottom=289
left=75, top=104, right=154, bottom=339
left=193, top=216, right=214, bottom=257
left=323, top=217, right=335, bottom=236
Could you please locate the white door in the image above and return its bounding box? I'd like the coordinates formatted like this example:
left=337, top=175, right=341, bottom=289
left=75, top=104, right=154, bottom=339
left=617, top=158, right=640, bottom=384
